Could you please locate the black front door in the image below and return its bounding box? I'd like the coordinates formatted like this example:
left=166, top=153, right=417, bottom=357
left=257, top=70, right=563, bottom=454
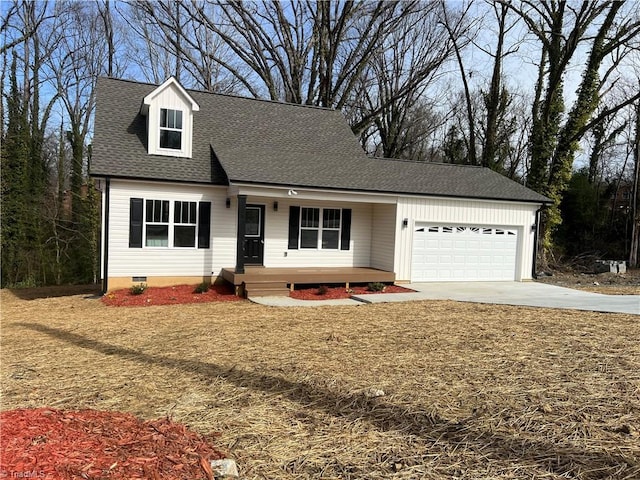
left=243, top=204, right=265, bottom=265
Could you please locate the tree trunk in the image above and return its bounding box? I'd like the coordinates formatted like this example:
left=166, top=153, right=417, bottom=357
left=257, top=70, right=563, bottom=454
left=629, top=101, right=640, bottom=268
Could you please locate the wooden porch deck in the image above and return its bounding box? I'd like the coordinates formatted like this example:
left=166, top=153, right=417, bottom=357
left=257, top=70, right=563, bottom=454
left=220, top=266, right=396, bottom=297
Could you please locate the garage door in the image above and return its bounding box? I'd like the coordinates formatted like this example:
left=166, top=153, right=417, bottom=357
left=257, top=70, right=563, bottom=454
left=411, top=224, right=518, bottom=281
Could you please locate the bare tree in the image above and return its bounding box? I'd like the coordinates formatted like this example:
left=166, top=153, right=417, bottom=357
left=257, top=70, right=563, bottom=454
left=355, top=1, right=465, bottom=159
left=504, top=0, right=640, bottom=261
left=441, top=0, right=481, bottom=166
left=47, top=1, right=108, bottom=281
left=629, top=99, right=640, bottom=267
left=179, top=0, right=434, bottom=132
left=0, top=0, right=53, bottom=55
left=96, top=1, right=115, bottom=77
left=479, top=1, right=522, bottom=172
left=123, top=1, right=241, bottom=92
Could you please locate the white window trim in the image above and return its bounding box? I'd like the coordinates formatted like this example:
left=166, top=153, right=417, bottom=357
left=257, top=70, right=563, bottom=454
left=158, top=107, right=184, bottom=154
left=141, top=78, right=199, bottom=159
left=299, top=207, right=342, bottom=250
left=173, top=200, right=198, bottom=248
left=143, top=199, right=199, bottom=249
left=145, top=199, right=170, bottom=247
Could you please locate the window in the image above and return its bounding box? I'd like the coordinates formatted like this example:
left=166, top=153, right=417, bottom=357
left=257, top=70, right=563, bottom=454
left=145, top=200, right=169, bottom=246
left=174, top=201, right=197, bottom=247
left=298, top=207, right=342, bottom=249
left=245, top=207, right=261, bottom=237
left=322, top=208, right=341, bottom=249
left=129, top=198, right=211, bottom=249
left=300, top=207, right=319, bottom=248
left=288, top=206, right=351, bottom=251
left=159, top=108, right=183, bottom=150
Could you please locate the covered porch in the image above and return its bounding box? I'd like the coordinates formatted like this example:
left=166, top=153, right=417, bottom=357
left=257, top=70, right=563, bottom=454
left=221, top=266, right=396, bottom=297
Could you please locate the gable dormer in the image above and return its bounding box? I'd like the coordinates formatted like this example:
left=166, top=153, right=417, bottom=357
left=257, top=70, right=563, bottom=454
left=140, top=77, right=199, bottom=158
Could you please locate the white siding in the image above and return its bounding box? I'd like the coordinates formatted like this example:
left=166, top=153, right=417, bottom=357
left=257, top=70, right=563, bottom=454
left=252, top=196, right=373, bottom=268
left=106, top=180, right=540, bottom=284
left=107, top=180, right=235, bottom=278
left=370, top=203, right=396, bottom=271
left=395, top=196, right=539, bottom=282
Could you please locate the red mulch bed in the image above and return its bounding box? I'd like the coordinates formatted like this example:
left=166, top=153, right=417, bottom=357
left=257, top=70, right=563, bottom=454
left=102, top=284, right=242, bottom=307
left=0, top=408, right=225, bottom=479
left=101, top=283, right=414, bottom=306
left=290, top=284, right=414, bottom=300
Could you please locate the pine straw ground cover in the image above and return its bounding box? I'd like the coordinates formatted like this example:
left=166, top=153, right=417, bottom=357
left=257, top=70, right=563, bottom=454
left=1, top=289, right=639, bottom=479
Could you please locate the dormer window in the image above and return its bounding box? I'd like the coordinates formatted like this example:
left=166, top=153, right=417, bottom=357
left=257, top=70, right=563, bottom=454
left=141, top=77, right=199, bottom=158
left=160, top=108, right=183, bottom=150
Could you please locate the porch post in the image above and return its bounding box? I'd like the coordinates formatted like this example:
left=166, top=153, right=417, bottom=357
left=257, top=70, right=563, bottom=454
left=236, top=195, right=247, bottom=274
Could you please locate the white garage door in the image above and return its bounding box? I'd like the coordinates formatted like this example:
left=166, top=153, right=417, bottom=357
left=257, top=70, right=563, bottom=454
left=411, top=224, right=518, bottom=281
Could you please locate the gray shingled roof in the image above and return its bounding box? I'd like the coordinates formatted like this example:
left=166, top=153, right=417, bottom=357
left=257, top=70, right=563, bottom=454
left=91, top=77, right=548, bottom=204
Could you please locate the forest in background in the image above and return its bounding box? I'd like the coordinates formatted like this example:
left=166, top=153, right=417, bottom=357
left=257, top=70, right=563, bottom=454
left=1, top=0, right=639, bottom=287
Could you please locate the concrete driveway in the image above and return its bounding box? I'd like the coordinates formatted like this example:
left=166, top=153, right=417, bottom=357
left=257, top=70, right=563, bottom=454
left=354, top=282, right=640, bottom=315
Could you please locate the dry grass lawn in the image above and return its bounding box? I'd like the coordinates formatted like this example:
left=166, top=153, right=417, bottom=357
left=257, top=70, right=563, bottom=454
left=1, top=288, right=639, bottom=479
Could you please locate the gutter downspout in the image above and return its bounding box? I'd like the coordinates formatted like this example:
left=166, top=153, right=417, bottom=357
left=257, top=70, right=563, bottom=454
left=102, top=178, right=110, bottom=294
left=532, top=205, right=542, bottom=279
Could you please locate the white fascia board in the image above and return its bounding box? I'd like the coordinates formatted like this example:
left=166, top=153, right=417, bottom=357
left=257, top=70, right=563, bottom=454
left=229, top=184, right=543, bottom=208
left=229, top=183, right=398, bottom=204
left=399, top=193, right=544, bottom=209
left=141, top=77, right=200, bottom=115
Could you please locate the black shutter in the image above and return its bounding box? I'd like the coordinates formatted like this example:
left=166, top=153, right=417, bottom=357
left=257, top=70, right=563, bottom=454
left=197, top=201, right=211, bottom=249
left=129, top=198, right=143, bottom=248
left=288, top=206, right=300, bottom=249
left=340, top=208, right=352, bottom=250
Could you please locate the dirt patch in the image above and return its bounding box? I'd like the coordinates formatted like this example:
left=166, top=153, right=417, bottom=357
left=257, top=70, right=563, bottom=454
left=1, top=289, right=639, bottom=479
left=290, top=284, right=414, bottom=300
left=1, top=407, right=225, bottom=479
left=8, top=283, right=102, bottom=301
left=537, top=268, right=640, bottom=295
left=102, top=284, right=242, bottom=307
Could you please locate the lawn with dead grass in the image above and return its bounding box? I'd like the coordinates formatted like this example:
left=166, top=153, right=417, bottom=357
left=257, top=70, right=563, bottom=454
left=1, top=288, right=639, bottom=479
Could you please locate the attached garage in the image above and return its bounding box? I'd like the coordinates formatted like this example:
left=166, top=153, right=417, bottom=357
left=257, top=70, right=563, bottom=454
left=395, top=195, right=545, bottom=283
left=411, top=224, right=519, bottom=282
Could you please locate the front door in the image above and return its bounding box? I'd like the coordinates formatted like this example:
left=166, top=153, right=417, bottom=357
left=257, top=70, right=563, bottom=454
left=243, top=204, right=265, bottom=265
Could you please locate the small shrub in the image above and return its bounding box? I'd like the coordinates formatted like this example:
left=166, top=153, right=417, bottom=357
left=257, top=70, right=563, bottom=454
left=317, top=285, right=329, bottom=295
left=130, top=283, right=147, bottom=295
left=193, top=282, right=210, bottom=294
left=368, top=282, right=386, bottom=292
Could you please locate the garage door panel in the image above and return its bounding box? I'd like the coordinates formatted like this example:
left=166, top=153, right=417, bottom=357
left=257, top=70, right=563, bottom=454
left=412, top=223, right=518, bottom=282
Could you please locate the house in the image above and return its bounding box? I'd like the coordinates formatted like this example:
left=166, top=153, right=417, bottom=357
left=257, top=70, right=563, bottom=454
left=91, top=77, right=549, bottom=296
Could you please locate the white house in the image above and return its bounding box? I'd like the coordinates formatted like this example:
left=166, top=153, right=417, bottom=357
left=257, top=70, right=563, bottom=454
left=91, top=77, right=549, bottom=296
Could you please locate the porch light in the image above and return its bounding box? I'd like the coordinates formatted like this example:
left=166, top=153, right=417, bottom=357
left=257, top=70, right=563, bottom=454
left=531, top=224, right=537, bottom=232
left=403, top=218, right=408, bottom=228
left=273, top=201, right=278, bottom=212
left=226, top=198, right=231, bottom=208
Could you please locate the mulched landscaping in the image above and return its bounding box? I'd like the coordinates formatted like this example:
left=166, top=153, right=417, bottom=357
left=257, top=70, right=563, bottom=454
left=102, top=284, right=242, bottom=307
left=0, top=408, right=225, bottom=479
left=101, top=283, right=414, bottom=306
left=290, top=283, right=414, bottom=300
